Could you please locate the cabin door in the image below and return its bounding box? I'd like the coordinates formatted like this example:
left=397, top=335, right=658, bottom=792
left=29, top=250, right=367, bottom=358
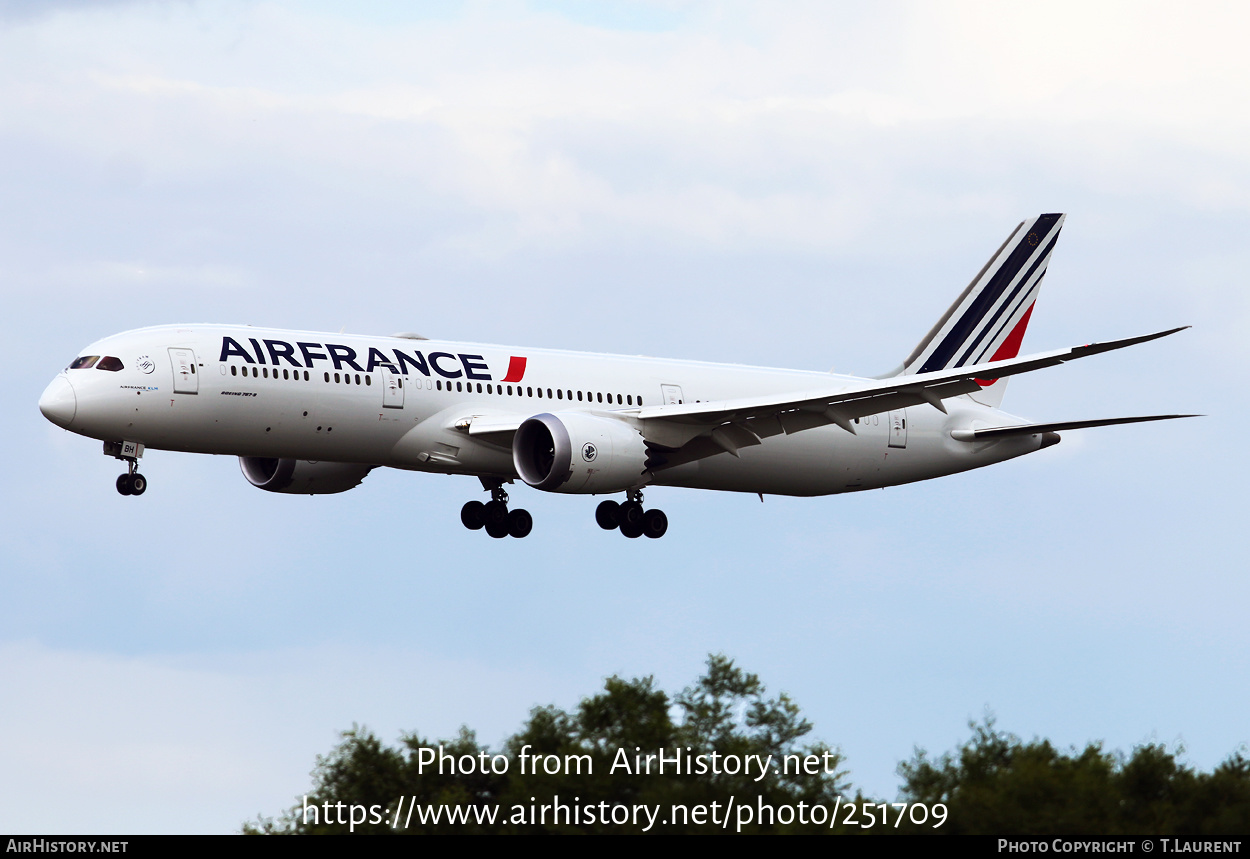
left=887, top=409, right=908, bottom=449
left=168, top=348, right=198, bottom=394
left=381, top=368, right=405, bottom=409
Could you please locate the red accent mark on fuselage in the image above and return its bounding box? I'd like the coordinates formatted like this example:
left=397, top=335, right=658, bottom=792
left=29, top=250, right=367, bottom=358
left=976, top=302, right=1035, bottom=387
left=500, top=356, right=527, bottom=383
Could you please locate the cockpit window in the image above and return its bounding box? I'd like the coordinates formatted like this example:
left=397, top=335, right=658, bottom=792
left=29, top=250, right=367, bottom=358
left=69, top=356, right=100, bottom=370
left=96, top=356, right=124, bottom=372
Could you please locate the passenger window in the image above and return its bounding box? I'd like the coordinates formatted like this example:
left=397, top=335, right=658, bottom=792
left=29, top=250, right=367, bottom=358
left=324, top=372, right=330, bottom=382
left=638, top=396, right=643, bottom=406
left=456, top=382, right=463, bottom=392
left=97, top=356, right=124, bottom=372
left=616, top=394, right=622, bottom=404
left=537, top=388, right=543, bottom=398
left=69, top=356, right=100, bottom=370
left=366, top=376, right=372, bottom=386
left=263, top=368, right=269, bottom=378
left=252, top=367, right=258, bottom=378
left=304, top=371, right=310, bottom=381
left=577, top=391, right=583, bottom=401
left=527, top=387, right=533, bottom=397
left=547, top=388, right=553, bottom=398
left=334, top=373, right=341, bottom=383
left=230, top=365, right=237, bottom=376
left=557, top=389, right=563, bottom=400
left=355, top=374, right=361, bottom=385
left=597, top=393, right=603, bottom=403
left=477, top=383, right=483, bottom=393
left=627, top=395, right=633, bottom=405
left=507, top=385, right=513, bottom=395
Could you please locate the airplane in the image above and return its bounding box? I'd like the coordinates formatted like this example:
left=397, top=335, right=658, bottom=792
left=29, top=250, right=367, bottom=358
left=38, top=213, right=1193, bottom=539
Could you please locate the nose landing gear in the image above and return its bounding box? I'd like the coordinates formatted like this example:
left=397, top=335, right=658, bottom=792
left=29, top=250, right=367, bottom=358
left=461, top=481, right=532, bottom=538
left=106, top=440, right=147, bottom=496
left=596, top=491, right=667, bottom=539
left=115, top=470, right=147, bottom=496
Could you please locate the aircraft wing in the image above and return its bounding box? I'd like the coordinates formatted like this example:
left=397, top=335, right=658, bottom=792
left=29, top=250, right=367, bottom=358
left=458, top=326, right=1187, bottom=457
left=635, top=326, right=1189, bottom=451
left=464, top=413, right=527, bottom=446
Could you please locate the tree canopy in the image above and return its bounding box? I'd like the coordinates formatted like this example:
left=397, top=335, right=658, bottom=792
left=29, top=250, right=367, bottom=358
left=252, top=655, right=848, bottom=834
left=898, top=719, right=1250, bottom=835
left=249, top=656, right=1250, bottom=835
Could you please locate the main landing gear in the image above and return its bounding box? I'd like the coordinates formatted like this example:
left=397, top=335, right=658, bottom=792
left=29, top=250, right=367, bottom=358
left=596, top=490, right=667, bottom=539
left=461, top=481, right=532, bottom=539
left=105, top=440, right=147, bottom=496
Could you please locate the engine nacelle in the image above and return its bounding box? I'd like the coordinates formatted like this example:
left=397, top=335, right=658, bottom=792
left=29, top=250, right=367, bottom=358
left=239, top=457, right=373, bottom=495
left=513, top=412, right=648, bottom=494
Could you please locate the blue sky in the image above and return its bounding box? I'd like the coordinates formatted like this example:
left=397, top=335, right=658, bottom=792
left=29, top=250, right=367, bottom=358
left=2, top=0, right=1246, bottom=833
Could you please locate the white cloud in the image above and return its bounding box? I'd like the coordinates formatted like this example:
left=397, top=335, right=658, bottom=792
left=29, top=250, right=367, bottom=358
left=3, top=0, right=1249, bottom=261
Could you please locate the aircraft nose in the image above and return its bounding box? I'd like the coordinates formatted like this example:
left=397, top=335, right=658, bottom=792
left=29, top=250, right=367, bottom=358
left=39, top=375, right=77, bottom=428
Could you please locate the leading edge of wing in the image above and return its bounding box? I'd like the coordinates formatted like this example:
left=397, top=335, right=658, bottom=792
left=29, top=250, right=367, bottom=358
left=636, top=326, right=1190, bottom=432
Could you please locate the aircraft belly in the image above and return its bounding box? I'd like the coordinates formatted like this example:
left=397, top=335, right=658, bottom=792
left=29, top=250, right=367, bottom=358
left=652, top=408, right=1048, bottom=497
left=389, top=406, right=517, bottom=476
left=655, top=427, right=844, bottom=496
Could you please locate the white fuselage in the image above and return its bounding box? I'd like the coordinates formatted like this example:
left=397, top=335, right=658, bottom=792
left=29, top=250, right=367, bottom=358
left=39, top=324, right=1043, bottom=497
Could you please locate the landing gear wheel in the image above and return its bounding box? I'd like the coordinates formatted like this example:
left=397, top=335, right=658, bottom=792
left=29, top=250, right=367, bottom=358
left=642, top=508, right=667, bottom=539
left=483, top=500, right=510, bottom=538
left=129, top=473, right=147, bottom=496
left=115, top=474, right=133, bottom=496
left=618, top=500, right=644, bottom=530
left=619, top=517, right=644, bottom=538
left=595, top=500, right=620, bottom=530
left=508, top=508, right=533, bottom=539
left=461, top=500, right=485, bottom=530
left=483, top=500, right=509, bottom=529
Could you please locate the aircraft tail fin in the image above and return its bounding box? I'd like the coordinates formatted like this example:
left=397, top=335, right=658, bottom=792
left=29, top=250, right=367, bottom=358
left=897, top=213, right=1066, bottom=408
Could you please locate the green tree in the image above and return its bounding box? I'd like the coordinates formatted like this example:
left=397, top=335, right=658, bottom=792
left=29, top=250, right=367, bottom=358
left=897, top=718, right=1250, bottom=835
left=250, top=654, right=849, bottom=834
left=251, top=667, right=1250, bottom=835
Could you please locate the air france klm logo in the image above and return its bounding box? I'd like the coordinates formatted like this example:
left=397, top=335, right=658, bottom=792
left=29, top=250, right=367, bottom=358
left=219, top=337, right=528, bottom=382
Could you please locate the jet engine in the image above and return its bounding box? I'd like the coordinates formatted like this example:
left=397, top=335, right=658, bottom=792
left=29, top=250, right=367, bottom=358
left=513, top=412, right=648, bottom=494
left=238, top=457, right=373, bottom=495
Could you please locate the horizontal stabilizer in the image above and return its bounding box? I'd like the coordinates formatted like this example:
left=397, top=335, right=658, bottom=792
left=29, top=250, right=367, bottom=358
left=950, top=414, right=1200, bottom=441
